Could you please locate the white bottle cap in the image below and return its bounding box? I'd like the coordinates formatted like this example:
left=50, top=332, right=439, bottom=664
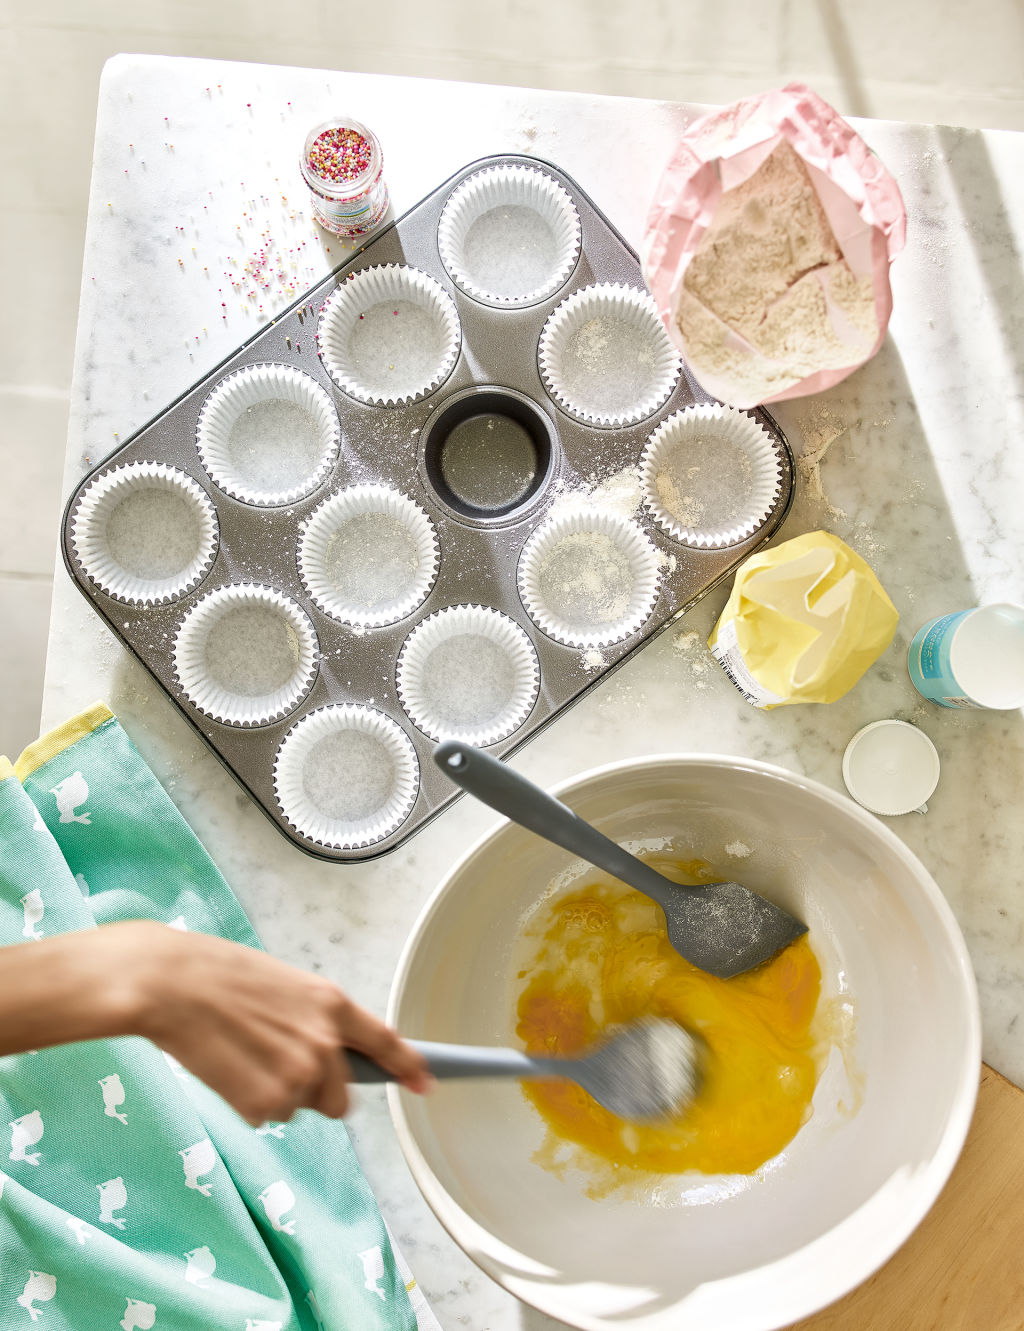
left=842, top=719, right=940, bottom=816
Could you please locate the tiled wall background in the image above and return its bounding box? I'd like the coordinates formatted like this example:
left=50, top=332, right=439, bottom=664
left=1, top=0, right=1022, bottom=757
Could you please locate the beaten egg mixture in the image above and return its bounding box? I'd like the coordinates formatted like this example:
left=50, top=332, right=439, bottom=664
left=515, top=860, right=823, bottom=1180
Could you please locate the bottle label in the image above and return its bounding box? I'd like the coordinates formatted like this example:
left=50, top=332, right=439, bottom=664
left=907, top=610, right=974, bottom=708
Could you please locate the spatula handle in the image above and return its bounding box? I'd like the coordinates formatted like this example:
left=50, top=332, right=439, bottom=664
left=346, top=1039, right=540, bottom=1084
left=433, top=739, right=678, bottom=908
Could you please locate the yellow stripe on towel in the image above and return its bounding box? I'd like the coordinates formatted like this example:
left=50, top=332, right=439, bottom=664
left=14, top=702, right=115, bottom=781
left=0, top=756, right=16, bottom=783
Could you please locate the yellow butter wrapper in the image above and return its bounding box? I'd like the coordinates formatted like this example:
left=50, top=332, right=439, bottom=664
left=708, top=531, right=898, bottom=707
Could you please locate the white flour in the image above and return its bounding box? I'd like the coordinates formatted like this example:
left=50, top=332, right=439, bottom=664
left=677, top=140, right=877, bottom=404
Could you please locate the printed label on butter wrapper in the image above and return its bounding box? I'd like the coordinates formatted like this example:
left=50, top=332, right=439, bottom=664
left=710, top=619, right=786, bottom=708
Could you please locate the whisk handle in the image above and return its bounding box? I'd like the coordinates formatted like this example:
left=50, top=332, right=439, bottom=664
left=346, top=1040, right=541, bottom=1084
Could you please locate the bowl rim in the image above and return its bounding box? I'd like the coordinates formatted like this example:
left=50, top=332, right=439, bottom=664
left=387, top=751, right=982, bottom=1331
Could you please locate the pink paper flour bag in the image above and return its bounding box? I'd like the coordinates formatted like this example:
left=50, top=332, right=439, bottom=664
left=643, top=83, right=906, bottom=409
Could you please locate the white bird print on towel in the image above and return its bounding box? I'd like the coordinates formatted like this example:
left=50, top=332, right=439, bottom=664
left=16, top=1272, right=56, bottom=1322
left=305, top=1291, right=326, bottom=1330
left=183, top=1245, right=216, bottom=1286
left=120, top=1297, right=156, bottom=1331
left=65, top=1215, right=94, bottom=1245
left=257, top=1180, right=297, bottom=1234
left=357, top=1246, right=387, bottom=1301
left=0, top=1170, right=6, bottom=1198
left=244, top=1321, right=283, bottom=1330
left=49, top=773, right=91, bottom=825
left=9, top=1111, right=44, bottom=1165
left=168, top=915, right=188, bottom=931
left=254, top=1122, right=286, bottom=1138
left=99, top=1074, right=128, bottom=1124
left=179, top=1139, right=217, bottom=1195
left=20, top=890, right=44, bottom=939
left=31, top=806, right=47, bottom=832
left=97, top=1176, right=128, bottom=1229
left=75, top=873, right=90, bottom=897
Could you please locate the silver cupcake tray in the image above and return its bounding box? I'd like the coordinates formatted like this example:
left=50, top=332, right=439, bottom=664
left=61, top=153, right=794, bottom=863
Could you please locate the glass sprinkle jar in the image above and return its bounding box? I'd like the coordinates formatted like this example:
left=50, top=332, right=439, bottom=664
left=300, top=117, right=390, bottom=237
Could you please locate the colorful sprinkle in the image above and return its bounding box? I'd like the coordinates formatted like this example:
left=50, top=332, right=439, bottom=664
left=306, top=127, right=372, bottom=183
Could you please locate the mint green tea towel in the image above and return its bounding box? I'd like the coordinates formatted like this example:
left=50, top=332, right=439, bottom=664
left=0, top=704, right=438, bottom=1331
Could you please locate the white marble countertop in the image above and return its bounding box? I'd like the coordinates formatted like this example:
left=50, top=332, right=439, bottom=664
left=44, top=55, right=1024, bottom=1329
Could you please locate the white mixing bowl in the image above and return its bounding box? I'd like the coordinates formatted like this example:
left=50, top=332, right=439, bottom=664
left=387, top=755, right=980, bottom=1330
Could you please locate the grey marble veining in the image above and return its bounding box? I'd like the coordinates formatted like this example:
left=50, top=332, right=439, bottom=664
left=40, top=56, right=1024, bottom=1329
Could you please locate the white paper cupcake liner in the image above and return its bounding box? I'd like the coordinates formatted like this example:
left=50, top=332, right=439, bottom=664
left=538, top=283, right=682, bottom=427
left=640, top=404, right=783, bottom=547
left=298, top=483, right=439, bottom=627
left=173, top=583, right=319, bottom=727
left=273, top=704, right=419, bottom=849
left=518, top=509, right=661, bottom=648
left=70, top=461, right=219, bottom=606
left=316, top=264, right=461, bottom=406
left=396, top=604, right=539, bottom=745
left=196, top=363, right=340, bottom=507
left=437, top=165, right=581, bottom=307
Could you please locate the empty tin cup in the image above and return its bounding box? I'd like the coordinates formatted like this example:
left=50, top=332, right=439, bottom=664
left=908, top=604, right=1024, bottom=709
left=640, top=404, right=783, bottom=547
left=173, top=583, right=319, bottom=727
left=396, top=604, right=540, bottom=745
left=518, top=509, right=661, bottom=647
left=196, top=363, right=341, bottom=507
left=273, top=704, right=419, bottom=848
left=70, top=462, right=219, bottom=605
left=438, top=164, right=581, bottom=307
left=316, top=264, right=461, bottom=406
left=298, top=483, right=439, bottom=627
left=538, top=283, right=681, bottom=427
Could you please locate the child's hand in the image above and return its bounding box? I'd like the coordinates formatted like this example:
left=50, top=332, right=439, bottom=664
left=114, top=922, right=431, bottom=1124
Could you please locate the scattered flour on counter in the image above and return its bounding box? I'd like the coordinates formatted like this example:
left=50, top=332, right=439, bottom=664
left=793, top=401, right=850, bottom=521
left=672, top=628, right=714, bottom=690
left=724, top=840, right=753, bottom=858
left=581, top=648, right=606, bottom=673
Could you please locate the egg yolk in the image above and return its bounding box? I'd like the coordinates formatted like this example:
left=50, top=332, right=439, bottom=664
left=514, top=862, right=822, bottom=1178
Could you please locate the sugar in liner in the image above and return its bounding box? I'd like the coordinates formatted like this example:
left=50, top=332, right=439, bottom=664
left=173, top=582, right=319, bottom=727
left=273, top=704, right=419, bottom=849
left=298, top=483, right=439, bottom=627
left=518, top=509, right=661, bottom=648
left=640, top=404, right=783, bottom=547
left=538, top=282, right=682, bottom=427
left=316, top=263, right=461, bottom=406
left=437, top=164, right=582, bottom=307
left=70, top=461, right=219, bottom=605
left=196, top=363, right=340, bottom=506
left=396, top=604, right=540, bottom=746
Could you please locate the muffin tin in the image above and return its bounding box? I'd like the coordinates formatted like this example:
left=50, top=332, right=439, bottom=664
left=61, top=153, right=794, bottom=862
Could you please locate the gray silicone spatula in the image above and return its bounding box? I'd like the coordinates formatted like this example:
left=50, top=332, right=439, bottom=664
left=346, top=1017, right=700, bottom=1121
left=434, top=740, right=806, bottom=978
